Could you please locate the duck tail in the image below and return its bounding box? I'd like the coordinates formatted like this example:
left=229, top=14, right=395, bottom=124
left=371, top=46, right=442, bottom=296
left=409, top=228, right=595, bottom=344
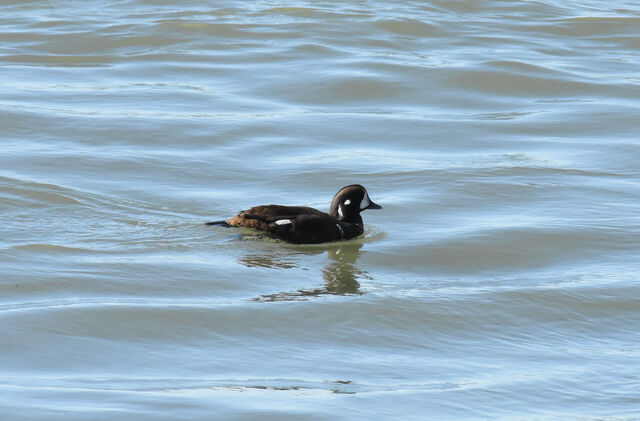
left=205, top=220, right=231, bottom=227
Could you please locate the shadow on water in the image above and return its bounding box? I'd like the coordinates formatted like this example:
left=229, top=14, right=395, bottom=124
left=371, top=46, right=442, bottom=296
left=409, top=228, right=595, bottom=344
left=237, top=241, right=368, bottom=301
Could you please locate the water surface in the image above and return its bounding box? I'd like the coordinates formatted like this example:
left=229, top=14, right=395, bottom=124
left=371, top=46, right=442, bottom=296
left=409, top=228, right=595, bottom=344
left=1, top=0, right=639, bottom=419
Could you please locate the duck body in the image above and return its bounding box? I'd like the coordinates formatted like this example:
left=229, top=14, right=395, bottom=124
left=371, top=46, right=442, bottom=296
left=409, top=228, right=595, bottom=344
left=207, top=185, right=381, bottom=244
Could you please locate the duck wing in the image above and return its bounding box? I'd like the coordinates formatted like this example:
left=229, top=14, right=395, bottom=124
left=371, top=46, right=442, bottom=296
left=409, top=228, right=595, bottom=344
left=224, top=205, right=324, bottom=230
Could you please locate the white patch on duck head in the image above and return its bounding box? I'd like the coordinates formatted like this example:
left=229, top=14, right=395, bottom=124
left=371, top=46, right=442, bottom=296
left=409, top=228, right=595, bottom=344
left=275, top=219, right=292, bottom=225
left=338, top=204, right=344, bottom=219
left=344, top=199, right=351, bottom=205
left=360, top=193, right=371, bottom=210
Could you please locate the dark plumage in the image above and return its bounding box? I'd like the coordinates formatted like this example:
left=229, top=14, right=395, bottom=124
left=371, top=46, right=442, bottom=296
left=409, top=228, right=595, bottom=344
left=207, top=185, right=382, bottom=244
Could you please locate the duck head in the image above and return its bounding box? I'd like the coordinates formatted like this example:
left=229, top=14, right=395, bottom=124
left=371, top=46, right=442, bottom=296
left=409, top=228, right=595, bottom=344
left=329, top=184, right=382, bottom=224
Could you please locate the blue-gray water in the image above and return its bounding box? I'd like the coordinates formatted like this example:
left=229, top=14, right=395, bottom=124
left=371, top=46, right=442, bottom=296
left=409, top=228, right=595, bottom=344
left=1, top=1, right=639, bottom=419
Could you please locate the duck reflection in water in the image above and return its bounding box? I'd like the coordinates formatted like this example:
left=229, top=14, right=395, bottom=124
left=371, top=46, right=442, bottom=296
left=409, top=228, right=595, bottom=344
left=321, top=245, right=366, bottom=295
left=238, top=242, right=368, bottom=301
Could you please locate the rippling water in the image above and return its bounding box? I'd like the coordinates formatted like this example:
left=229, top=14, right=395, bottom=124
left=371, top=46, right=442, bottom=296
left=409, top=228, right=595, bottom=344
left=2, top=0, right=640, bottom=419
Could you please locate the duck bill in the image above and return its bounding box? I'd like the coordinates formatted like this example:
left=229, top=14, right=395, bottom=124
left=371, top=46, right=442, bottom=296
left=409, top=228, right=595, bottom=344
left=366, top=201, right=382, bottom=210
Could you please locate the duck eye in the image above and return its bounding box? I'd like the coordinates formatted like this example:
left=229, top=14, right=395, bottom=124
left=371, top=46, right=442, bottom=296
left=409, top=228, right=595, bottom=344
left=344, top=199, right=351, bottom=205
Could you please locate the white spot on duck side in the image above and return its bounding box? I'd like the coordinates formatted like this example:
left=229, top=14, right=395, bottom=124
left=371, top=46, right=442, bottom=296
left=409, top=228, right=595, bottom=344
left=338, top=205, right=344, bottom=219
left=275, top=219, right=292, bottom=225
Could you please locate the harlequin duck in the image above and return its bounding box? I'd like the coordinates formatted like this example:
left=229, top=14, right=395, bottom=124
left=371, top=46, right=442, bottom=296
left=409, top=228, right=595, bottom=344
left=206, top=184, right=382, bottom=244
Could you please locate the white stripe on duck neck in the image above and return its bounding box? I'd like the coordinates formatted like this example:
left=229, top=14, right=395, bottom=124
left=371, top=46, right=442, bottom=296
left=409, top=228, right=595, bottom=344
left=336, top=224, right=344, bottom=238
